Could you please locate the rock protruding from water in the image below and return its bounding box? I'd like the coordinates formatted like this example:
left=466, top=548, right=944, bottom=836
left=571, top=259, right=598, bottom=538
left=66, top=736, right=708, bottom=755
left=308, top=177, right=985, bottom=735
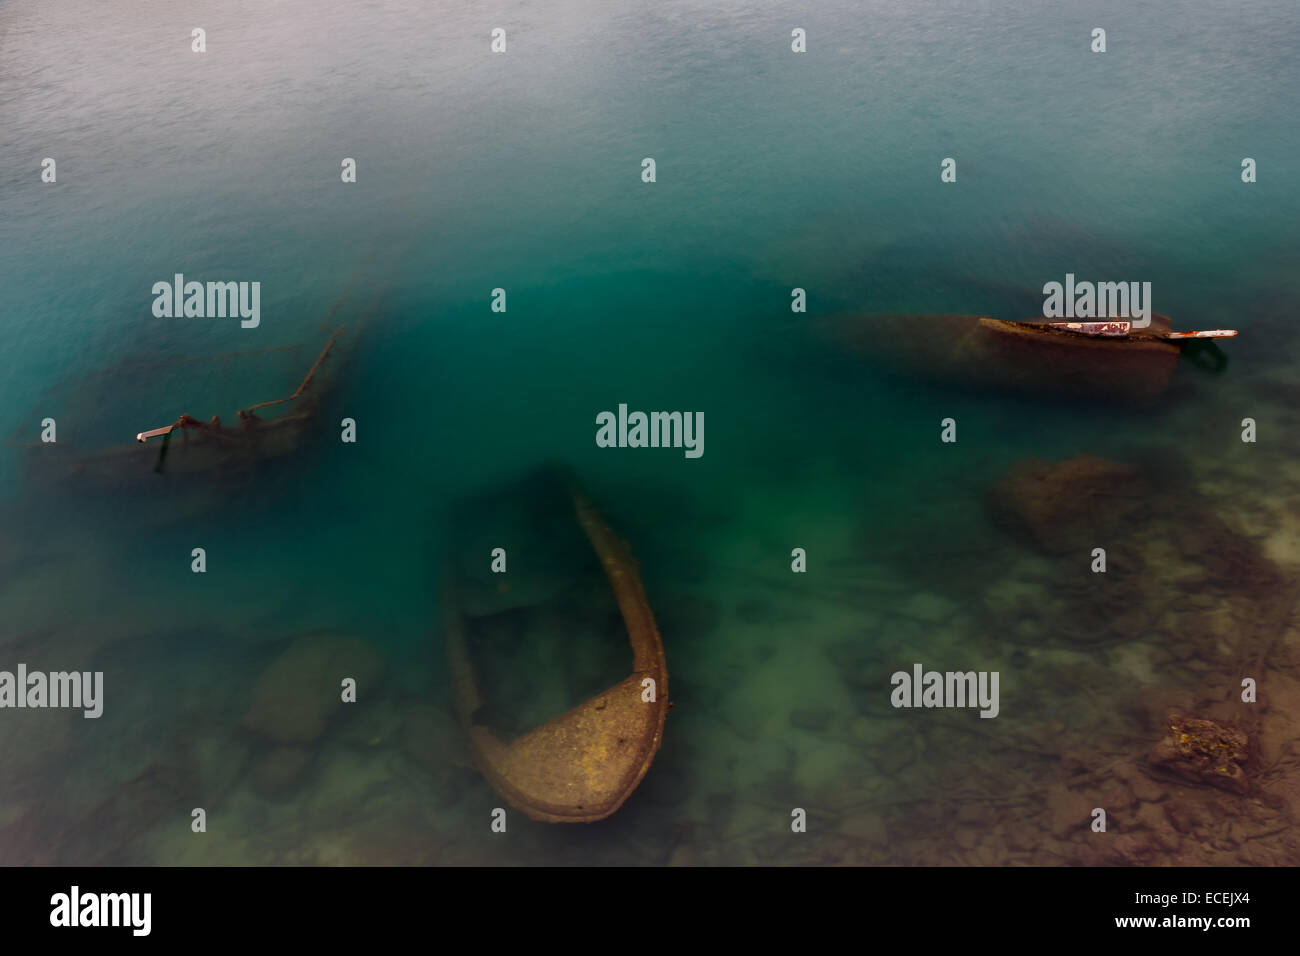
left=243, top=634, right=384, bottom=745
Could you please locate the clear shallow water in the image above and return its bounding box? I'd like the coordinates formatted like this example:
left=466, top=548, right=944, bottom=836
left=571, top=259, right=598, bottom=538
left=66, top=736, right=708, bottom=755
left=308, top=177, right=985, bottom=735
left=1, top=0, right=1298, bottom=865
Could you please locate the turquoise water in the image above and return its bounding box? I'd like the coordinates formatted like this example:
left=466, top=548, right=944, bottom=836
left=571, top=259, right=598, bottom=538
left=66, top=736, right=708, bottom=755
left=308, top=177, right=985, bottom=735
left=1, top=0, right=1298, bottom=865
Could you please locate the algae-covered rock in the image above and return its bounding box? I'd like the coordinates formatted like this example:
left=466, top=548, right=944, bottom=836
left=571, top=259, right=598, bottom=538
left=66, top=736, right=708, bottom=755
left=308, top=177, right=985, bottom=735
left=1148, top=714, right=1250, bottom=794
left=243, top=634, right=384, bottom=745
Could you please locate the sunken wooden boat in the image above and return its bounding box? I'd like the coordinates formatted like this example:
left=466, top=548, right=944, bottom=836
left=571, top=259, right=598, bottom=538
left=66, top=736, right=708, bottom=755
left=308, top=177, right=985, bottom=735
left=21, top=328, right=346, bottom=488
left=14, top=259, right=391, bottom=492
left=828, top=313, right=1235, bottom=405
left=444, top=477, right=670, bottom=823
left=11, top=252, right=399, bottom=493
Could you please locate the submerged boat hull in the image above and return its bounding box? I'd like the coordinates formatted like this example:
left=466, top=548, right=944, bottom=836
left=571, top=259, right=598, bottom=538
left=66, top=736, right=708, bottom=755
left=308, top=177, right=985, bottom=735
left=41, top=409, right=317, bottom=486
left=18, top=324, right=352, bottom=492
left=445, top=479, right=670, bottom=823
left=829, top=314, right=1183, bottom=405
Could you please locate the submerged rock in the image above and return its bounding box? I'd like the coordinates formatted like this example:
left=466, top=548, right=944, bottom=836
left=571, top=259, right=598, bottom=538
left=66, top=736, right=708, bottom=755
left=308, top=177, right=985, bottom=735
left=243, top=634, right=385, bottom=745
left=790, top=707, right=834, bottom=731
left=898, top=591, right=958, bottom=624
left=186, top=732, right=252, bottom=806
left=0, top=701, right=77, bottom=784
left=839, top=811, right=886, bottom=842
left=401, top=703, right=466, bottom=771
left=984, top=455, right=1287, bottom=650
left=986, top=455, right=1146, bottom=555
left=250, top=745, right=314, bottom=796
left=1148, top=714, right=1250, bottom=794
left=668, top=842, right=698, bottom=867
left=50, top=764, right=194, bottom=866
